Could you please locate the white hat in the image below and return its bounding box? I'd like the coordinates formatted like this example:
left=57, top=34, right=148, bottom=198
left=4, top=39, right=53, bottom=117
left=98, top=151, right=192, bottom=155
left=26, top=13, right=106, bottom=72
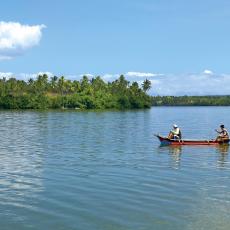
left=173, top=124, right=178, bottom=128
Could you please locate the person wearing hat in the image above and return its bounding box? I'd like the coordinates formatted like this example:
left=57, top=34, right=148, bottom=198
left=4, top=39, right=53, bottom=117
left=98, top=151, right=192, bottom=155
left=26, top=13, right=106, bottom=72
left=168, top=124, right=182, bottom=139
left=215, top=124, right=229, bottom=141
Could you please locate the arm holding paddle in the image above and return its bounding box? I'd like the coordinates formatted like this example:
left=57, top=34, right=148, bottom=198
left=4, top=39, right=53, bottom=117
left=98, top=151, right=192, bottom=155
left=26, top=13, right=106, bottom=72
left=215, top=129, right=221, bottom=134
left=215, top=124, right=229, bottom=141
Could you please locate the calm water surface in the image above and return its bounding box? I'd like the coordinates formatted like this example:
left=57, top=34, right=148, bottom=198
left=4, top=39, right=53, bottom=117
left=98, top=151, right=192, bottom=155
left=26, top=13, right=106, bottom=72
left=0, top=107, right=230, bottom=230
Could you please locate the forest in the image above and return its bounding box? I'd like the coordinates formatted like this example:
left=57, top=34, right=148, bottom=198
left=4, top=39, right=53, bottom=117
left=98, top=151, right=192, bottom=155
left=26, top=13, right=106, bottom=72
left=0, top=74, right=152, bottom=109
left=152, top=96, right=230, bottom=106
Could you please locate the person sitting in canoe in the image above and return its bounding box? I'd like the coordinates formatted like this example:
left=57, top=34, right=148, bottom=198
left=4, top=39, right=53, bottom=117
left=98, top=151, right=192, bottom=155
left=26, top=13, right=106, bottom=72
left=215, top=124, right=229, bottom=141
left=168, top=124, right=182, bottom=140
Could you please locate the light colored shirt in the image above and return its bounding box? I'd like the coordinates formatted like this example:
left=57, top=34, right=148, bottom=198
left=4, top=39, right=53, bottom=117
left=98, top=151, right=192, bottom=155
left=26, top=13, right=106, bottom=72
left=219, top=128, right=229, bottom=137
left=171, top=127, right=180, bottom=135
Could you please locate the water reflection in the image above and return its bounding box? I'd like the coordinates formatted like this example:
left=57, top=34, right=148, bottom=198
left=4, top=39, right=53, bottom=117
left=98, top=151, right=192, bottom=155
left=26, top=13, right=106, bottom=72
left=158, top=145, right=182, bottom=169
left=168, top=146, right=182, bottom=169
left=216, top=144, right=229, bottom=154
left=158, top=144, right=230, bottom=169
left=216, top=144, right=229, bottom=168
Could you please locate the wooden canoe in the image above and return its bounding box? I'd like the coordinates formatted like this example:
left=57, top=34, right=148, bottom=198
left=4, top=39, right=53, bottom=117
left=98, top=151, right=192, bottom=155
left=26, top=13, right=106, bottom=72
left=155, top=134, right=230, bottom=146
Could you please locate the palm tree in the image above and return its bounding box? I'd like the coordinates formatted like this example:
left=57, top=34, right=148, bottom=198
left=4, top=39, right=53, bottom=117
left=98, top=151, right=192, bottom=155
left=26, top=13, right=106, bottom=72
left=50, top=75, right=58, bottom=92
left=118, top=75, right=129, bottom=88
left=91, top=76, right=106, bottom=91
left=80, top=75, right=90, bottom=92
left=28, top=78, right=34, bottom=85
left=130, top=81, right=139, bottom=95
left=58, top=76, right=66, bottom=96
left=35, top=74, right=49, bottom=94
left=72, top=80, right=81, bottom=93
left=142, top=79, right=151, bottom=92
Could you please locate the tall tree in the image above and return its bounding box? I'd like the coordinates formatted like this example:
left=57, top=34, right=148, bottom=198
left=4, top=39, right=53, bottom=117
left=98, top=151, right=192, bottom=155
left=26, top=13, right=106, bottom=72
left=50, top=75, right=58, bottom=92
left=58, top=76, right=66, bottom=96
left=91, top=76, right=106, bottom=91
left=35, top=74, right=49, bottom=94
left=142, top=79, right=151, bottom=92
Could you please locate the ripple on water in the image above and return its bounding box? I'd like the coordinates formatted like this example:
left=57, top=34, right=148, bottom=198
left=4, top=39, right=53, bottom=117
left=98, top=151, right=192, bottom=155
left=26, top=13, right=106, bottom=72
left=0, top=108, right=230, bottom=230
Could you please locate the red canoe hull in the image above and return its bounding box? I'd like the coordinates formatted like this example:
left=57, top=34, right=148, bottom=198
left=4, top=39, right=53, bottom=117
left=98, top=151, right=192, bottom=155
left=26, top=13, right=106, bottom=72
left=155, top=135, right=230, bottom=146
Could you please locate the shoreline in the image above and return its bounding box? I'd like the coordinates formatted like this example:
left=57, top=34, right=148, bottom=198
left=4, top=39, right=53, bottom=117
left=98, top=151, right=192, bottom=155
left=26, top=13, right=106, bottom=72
left=152, top=95, right=230, bottom=106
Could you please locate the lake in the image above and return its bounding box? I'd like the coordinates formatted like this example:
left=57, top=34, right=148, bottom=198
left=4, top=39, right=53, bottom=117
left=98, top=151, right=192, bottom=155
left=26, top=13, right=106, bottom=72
left=0, top=107, right=230, bottom=230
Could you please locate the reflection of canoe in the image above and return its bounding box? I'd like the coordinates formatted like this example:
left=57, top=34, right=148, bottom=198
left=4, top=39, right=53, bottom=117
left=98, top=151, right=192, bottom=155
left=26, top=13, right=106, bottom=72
left=155, top=134, right=230, bottom=146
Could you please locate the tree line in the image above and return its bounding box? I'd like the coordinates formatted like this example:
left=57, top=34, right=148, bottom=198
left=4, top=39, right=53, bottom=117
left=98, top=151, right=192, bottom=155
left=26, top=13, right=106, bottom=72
left=152, top=96, right=230, bottom=106
left=0, top=74, right=152, bottom=109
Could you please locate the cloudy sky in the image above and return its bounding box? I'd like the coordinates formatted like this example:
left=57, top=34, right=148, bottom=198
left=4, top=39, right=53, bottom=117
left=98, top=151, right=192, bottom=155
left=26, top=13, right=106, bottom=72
left=0, top=0, right=230, bottom=95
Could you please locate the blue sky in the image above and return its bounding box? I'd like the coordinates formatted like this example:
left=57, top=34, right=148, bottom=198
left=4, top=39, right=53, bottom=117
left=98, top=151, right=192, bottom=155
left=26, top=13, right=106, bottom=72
left=0, top=0, right=230, bottom=95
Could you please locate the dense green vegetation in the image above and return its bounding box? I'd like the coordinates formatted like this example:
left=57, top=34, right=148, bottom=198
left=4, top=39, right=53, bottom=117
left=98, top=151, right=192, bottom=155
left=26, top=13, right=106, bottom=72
left=0, top=74, right=152, bottom=109
left=152, top=96, right=230, bottom=106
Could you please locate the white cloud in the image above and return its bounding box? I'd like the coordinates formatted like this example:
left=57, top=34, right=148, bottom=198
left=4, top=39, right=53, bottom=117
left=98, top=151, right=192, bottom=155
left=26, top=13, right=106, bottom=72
left=0, top=72, right=13, bottom=78
left=0, top=71, right=53, bottom=80
left=80, top=73, right=94, bottom=78
left=0, top=56, right=12, bottom=60
left=0, top=71, right=230, bottom=96
left=203, top=69, right=213, bottom=75
left=126, top=71, right=160, bottom=77
left=101, top=71, right=230, bottom=96
left=0, top=21, right=46, bottom=60
left=37, top=71, right=53, bottom=77
left=18, top=71, right=53, bottom=80
left=102, top=73, right=120, bottom=82
left=149, top=72, right=230, bottom=96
